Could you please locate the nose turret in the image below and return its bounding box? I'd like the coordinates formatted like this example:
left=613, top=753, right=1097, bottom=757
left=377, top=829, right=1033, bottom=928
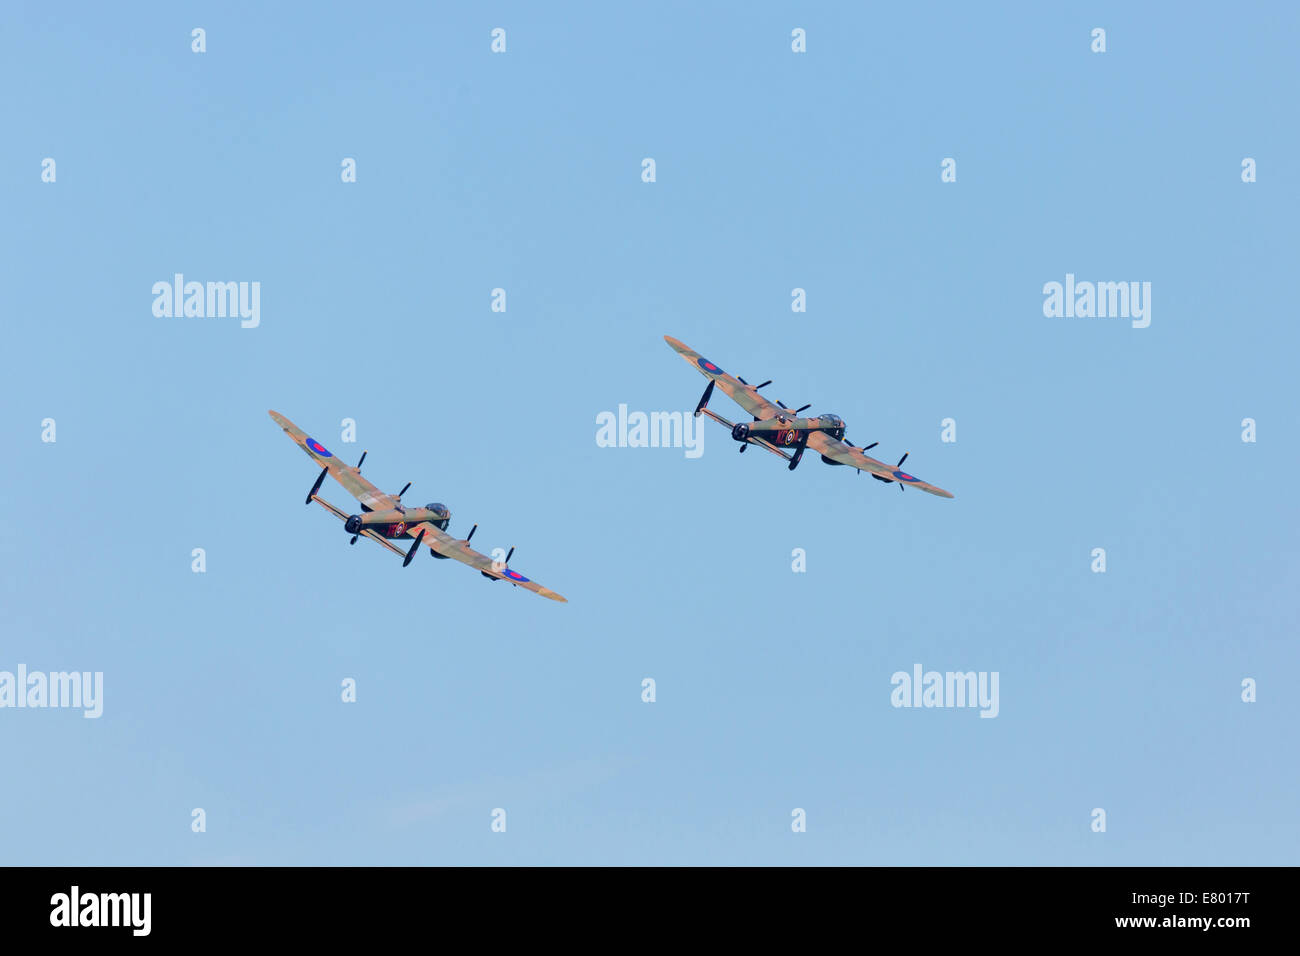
left=425, top=503, right=451, bottom=530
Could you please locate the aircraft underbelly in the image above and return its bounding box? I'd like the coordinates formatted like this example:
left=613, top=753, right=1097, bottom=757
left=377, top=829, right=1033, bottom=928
left=370, top=522, right=412, bottom=539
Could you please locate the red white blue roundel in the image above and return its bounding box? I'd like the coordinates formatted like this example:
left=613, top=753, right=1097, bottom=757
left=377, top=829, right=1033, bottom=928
left=893, top=470, right=918, bottom=482
left=502, top=569, right=530, bottom=583
left=696, top=357, right=723, bottom=375
left=306, top=438, right=333, bottom=457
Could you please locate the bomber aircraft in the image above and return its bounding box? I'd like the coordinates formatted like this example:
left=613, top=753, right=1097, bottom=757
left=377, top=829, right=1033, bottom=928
left=269, top=411, right=567, bottom=601
left=664, top=336, right=954, bottom=498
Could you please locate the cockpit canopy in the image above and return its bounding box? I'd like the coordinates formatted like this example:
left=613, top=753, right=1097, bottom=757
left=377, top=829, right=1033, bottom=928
left=820, top=413, right=843, bottom=427
left=425, top=502, right=451, bottom=531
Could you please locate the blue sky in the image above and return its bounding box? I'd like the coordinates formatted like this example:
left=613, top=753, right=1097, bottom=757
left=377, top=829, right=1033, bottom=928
left=1, top=2, right=1296, bottom=865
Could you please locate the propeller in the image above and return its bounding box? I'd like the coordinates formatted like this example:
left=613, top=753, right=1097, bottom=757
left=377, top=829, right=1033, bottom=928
left=397, top=481, right=411, bottom=498
left=402, top=529, right=426, bottom=567
left=694, top=379, right=715, bottom=416
left=869, top=451, right=911, bottom=486
left=355, top=450, right=367, bottom=471
left=794, top=404, right=812, bottom=414
left=739, top=409, right=765, bottom=453
left=839, top=437, right=880, bottom=476
left=465, top=523, right=478, bottom=544
left=736, top=377, right=772, bottom=390
left=305, top=466, right=328, bottom=505
left=482, top=544, right=518, bottom=582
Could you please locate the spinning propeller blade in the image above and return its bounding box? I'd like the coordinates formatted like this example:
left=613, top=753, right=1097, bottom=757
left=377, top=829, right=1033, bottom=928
left=843, top=438, right=879, bottom=476
left=402, top=529, right=426, bottom=567
left=694, top=379, right=715, bottom=416
left=306, top=467, right=328, bottom=505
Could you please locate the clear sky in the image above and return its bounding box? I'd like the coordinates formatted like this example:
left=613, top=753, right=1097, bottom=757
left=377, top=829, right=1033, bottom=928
left=1, top=2, right=1296, bottom=865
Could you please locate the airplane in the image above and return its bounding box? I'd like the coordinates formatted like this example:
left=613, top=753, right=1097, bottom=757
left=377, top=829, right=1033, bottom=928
left=664, top=336, right=954, bottom=498
left=269, top=410, right=567, bottom=601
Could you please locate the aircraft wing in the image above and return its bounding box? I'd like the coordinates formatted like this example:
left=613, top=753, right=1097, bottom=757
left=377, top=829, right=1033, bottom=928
left=269, top=410, right=396, bottom=511
left=806, top=432, right=954, bottom=498
left=309, top=493, right=409, bottom=557
left=407, top=522, right=568, bottom=603
left=664, top=335, right=782, bottom=421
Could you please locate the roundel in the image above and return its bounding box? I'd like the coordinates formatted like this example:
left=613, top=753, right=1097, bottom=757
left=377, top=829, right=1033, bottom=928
left=893, top=470, right=919, bottom=482
left=306, top=438, right=333, bottom=457
left=502, top=569, right=530, bottom=583
left=696, top=357, right=723, bottom=375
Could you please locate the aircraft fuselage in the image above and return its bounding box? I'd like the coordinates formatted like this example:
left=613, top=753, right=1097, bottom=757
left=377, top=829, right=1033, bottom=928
left=731, top=415, right=845, bottom=448
left=343, top=504, right=451, bottom=539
